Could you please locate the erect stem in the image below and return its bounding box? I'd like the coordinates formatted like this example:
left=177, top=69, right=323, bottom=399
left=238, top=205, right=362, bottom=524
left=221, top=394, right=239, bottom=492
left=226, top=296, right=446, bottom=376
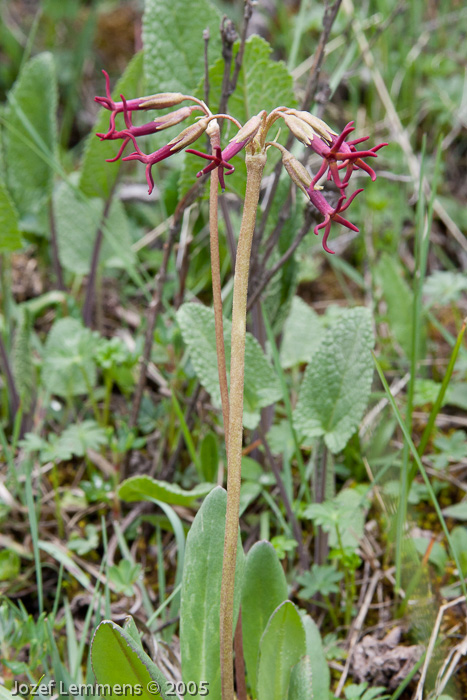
left=220, top=152, right=266, bottom=700
left=208, top=122, right=230, bottom=450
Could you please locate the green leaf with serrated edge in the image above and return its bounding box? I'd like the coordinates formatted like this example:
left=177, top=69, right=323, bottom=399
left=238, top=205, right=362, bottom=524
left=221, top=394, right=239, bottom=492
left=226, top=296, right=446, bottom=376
left=41, top=318, right=96, bottom=397
left=287, top=655, right=313, bottom=700
left=294, top=307, right=374, bottom=453
left=54, top=182, right=135, bottom=275
left=256, top=601, right=306, bottom=700
left=180, top=35, right=296, bottom=198
left=91, top=620, right=170, bottom=700
left=0, top=181, right=21, bottom=251
left=80, top=52, right=144, bottom=200
left=280, top=296, right=325, bottom=369
left=177, top=303, right=281, bottom=429
left=302, top=614, right=330, bottom=699
left=241, top=541, right=288, bottom=697
left=180, top=487, right=244, bottom=700
left=3, top=52, right=57, bottom=218
left=119, top=475, right=215, bottom=507
left=143, top=0, right=221, bottom=94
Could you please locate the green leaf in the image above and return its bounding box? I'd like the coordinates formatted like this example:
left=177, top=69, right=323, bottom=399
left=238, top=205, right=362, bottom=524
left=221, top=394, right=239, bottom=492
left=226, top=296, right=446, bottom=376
left=287, top=655, right=313, bottom=700
left=177, top=303, right=281, bottom=429
left=119, top=475, right=215, bottom=506
left=108, top=560, right=143, bottom=596
left=441, top=501, right=467, bottom=521
left=3, top=52, right=57, bottom=219
left=302, top=614, right=331, bottom=699
left=80, top=52, right=144, bottom=200
left=297, top=564, right=343, bottom=599
left=91, top=620, right=170, bottom=700
left=143, top=0, right=221, bottom=94
left=123, top=616, right=144, bottom=650
left=59, top=420, right=107, bottom=457
left=0, top=180, right=21, bottom=251
left=0, top=549, right=20, bottom=581
left=199, top=431, right=219, bottom=483
left=294, top=307, right=374, bottom=453
left=280, top=296, right=325, bottom=369
left=68, top=524, right=99, bottom=557
left=41, top=318, right=96, bottom=397
left=180, top=487, right=244, bottom=699
left=256, top=601, right=306, bottom=700
left=241, top=541, right=288, bottom=697
left=12, top=308, right=34, bottom=411
left=180, top=35, right=296, bottom=197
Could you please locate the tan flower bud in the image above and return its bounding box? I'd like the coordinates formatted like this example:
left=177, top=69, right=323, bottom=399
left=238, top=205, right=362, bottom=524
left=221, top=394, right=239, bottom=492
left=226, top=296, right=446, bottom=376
left=269, top=142, right=313, bottom=195
left=284, top=109, right=336, bottom=141
left=168, top=117, right=210, bottom=152
left=280, top=113, right=317, bottom=146
left=230, top=111, right=265, bottom=144
left=139, top=92, right=189, bottom=109
left=154, top=105, right=202, bottom=131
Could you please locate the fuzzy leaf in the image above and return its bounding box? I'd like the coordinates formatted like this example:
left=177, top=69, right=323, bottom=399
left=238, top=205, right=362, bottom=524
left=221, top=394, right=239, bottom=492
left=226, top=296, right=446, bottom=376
left=143, top=0, right=221, bottom=94
left=0, top=181, right=22, bottom=251
left=119, top=475, right=215, bottom=506
left=241, top=541, right=288, bottom=696
left=177, top=303, right=281, bottom=429
left=302, top=614, right=330, bottom=698
left=180, top=487, right=244, bottom=699
left=287, top=656, right=313, bottom=700
left=294, top=307, right=374, bottom=453
left=41, top=318, right=96, bottom=397
left=12, top=308, right=34, bottom=411
left=3, top=52, right=57, bottom=220
left=280, top=296, right=325, bottom=369
left=256, top=601, right=307, bottom=700
left=80, top=52, right=144, bottom=200
left=91, top=620, right=170, bottom=699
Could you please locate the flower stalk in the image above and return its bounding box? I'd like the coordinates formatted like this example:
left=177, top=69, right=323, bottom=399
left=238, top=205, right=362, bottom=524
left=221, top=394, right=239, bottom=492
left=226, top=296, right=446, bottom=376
left=220, top=151, right=266, bottom=700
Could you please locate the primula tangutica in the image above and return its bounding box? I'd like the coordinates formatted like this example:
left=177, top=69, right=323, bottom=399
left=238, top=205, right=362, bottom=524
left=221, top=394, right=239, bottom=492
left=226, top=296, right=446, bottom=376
left=95, top=71, right=387, bottom=700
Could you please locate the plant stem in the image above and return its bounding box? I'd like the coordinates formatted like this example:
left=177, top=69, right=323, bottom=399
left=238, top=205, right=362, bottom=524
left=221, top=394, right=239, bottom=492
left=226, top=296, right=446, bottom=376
left=220, top=152, right=266, bottom=700
left=208, top=123, right=230, bottom=449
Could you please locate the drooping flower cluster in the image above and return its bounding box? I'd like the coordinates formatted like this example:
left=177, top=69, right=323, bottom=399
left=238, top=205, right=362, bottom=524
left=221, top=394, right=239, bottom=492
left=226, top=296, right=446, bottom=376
left=95, top=71, right=387, bottom=252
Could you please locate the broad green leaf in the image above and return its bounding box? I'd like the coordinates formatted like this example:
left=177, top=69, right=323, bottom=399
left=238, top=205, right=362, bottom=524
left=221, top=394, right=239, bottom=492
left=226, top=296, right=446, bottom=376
left=294, top=307, right=374, bottom=453
left=280, top=296, right=325, bottom=369
left=3, top=52, right=57, bottom=219
left=41, top=318, right=96, bottom=397
left=180, top=35, right=296, bottom=197
left=143, top=0, right=221, bottom=94
left=177, top=303, right=281, bottom=429
left=59, top=420, right=107, bottom=457
left=54, top=182, right=134, bottom=275
left=441, top=502, right=467, bottom=521
left=119, top=475, right=215, bottom=506
left=241, top=541, right=288, bottom=696
left=375, top=253, right=425, bottom=358
left=256, top=601, right=306, bottom=700
left=302, top=614, right=330, bottom=698
left=0, top=181, right=21, bottom=251
left=80, top=52, right=144, bottom=200
left=91, top=620, right=170, bottom=700
left=287, top=655, right=313, bottom=700
left=180, top=487, right=244, bottom=700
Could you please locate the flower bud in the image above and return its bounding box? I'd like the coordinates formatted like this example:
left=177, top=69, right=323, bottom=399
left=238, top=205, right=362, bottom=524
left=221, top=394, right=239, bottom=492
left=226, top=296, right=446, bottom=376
left=280, top=113, right=317, bottom=147
left=284, top=109, right=336, bottom=142
left=154, top=105, right=202, bottom=131
left=269, top=142, right=313, bottom=195
left=230, top=111, right=265, bottom=144
left=139, top=92, right=189, bottom=109
left=168, top=117, right=210, bottom=152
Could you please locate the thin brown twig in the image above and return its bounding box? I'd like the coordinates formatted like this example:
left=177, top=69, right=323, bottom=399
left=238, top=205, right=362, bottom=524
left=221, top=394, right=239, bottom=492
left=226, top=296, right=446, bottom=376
left=82, top=194, right=113, bottom=328
left=234, top=612, right=248, bottom=700
left=218, top=18, right=237, bottom=117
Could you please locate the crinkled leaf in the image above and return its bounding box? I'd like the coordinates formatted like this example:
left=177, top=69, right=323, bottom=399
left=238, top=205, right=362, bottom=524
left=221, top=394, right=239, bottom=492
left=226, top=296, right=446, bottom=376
left=0, top=181, right=22, bottom=251
left=91, top=620, right=170, bottom=700
left=280, top=296, right=325, bottom=369
left=257, top=601, right=306, bottom=700
left=118, top=475, right=215, bottom=507
left=180, top=35, right=296, bottom=197
left=3, top=52, right=57, bottom=220
left=41, top=318, right=96, bottom=397
left=294, top=307, right=374, bottom=453
left=287, top=655, right=313, bottom=700
left=143, top=0, right=221, bottom=94
left=177, top=303, right=281, bottom=429
left=241, top=541, right=288, bottom=696
left=180, top=487, right=244, bottom=698
left=80, top=52, right=144, bottom=199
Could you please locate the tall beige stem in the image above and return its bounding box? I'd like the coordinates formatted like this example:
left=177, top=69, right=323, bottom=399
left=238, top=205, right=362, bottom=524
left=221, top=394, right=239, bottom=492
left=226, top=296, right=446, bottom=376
left=220, top=152, right=266, bottom=700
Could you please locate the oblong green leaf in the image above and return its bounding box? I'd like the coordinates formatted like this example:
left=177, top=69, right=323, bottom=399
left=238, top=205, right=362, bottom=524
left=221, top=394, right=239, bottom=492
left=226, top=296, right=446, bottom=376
left=287, top=655, right=313, bottom=700
left=180, top=487, right=244, bottom=700
left=177, top=303, right=281, bottom=429
left=91, top=620, right=170, bottom=700
left=118, top=475, right=215, bottom=506
left=302, top=614, right=330, bottom=698
left=4, top=52, right=57, bottom=219
left=294, top=307, right=374, bottom=453
left=241, top=541, right=288, bottom=696
left=0, top=181, right=21, bottom=251
left=256, top=601, right=306, bottom=700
